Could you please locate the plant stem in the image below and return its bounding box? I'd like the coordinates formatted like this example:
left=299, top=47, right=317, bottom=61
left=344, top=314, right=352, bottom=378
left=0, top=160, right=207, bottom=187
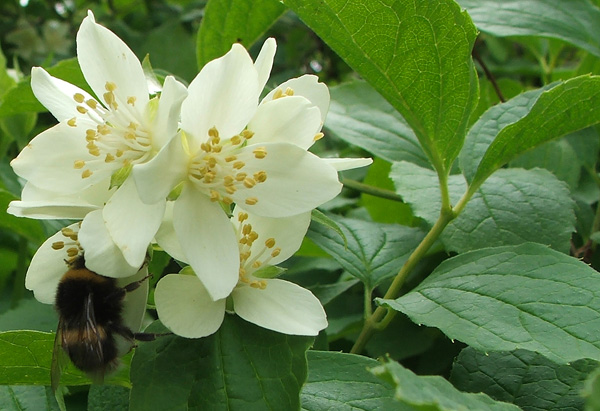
left=341, top=178, right=405, bottom=202
left=350, top=206, right=456, bottom=354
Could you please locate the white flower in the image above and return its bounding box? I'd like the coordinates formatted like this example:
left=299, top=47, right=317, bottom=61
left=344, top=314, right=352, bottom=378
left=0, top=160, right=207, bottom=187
left=133, top=38, right=371, bottom=300
left=26, top=222, right=149, bottom=351
left=153, top=206, right=327, bottom=338
left=9, top=11, right=187, bottom=272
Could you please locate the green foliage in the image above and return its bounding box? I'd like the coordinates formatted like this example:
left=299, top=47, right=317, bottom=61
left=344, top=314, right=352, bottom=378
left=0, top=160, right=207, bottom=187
left=130, top=318, right=313, bottom=410
left=381, top=243, right=600, bottom=364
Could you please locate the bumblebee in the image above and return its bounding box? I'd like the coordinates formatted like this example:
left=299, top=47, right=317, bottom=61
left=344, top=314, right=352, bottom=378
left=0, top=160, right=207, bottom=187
left=52, top=255, right=154, bottom=388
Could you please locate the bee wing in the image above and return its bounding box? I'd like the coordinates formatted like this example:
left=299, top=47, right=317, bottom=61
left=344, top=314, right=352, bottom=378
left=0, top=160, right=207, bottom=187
left=83, top=292, right=105, bottom=367
left=51, top=319, right=69, bottom=393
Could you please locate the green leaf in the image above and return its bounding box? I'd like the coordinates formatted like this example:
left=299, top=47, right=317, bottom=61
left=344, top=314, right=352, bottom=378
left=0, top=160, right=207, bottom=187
left=459, top=85, right=552, bottom=183
left=371, top=359, right=520, bottom=410
left=380, top=243, right=600, bottom=364
left=389, top=161, right=466, bottom=225
left=0, top=58, right=91, bottom=117
left=284, top=0, right=479, bottom=174
left=301, top=351, right=399, bottom=410
left=0, top=331, right=130, bottom=386
left=130, top=317, right=313, bottom=411
left=442, top=168, right=575, bottom=254
left=308, top=279, right=359, bottom=306
left=88, top=385, right=129, bottom=411
left=458, top=0, right=600, bottom=57
left=310, top=209, right=346, bottom=247
left=326, top=81, right=429, bottom=167
left=0, top=386, right=59, bottom=411
left=583, top=367, right=600, bottom=411
left=307, top=215, right=426, bottom=289
left=471, top=76, right=600, bottom=189
left=0, top=298, right=58, bottom=332
left=196, top=0, right=286, bottom=69
left=451, top=347, right=598, bottom=411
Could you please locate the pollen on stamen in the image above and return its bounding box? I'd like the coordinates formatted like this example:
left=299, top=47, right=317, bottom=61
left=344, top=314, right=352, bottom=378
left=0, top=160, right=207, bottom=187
left=252, top=261, right=262, bottom=269
left=241, top=130, right=254, bottom=140
left=253, top=147, right=267, bottom=159
left=127, top=96, right=136, bottom=106
left=208, top=127, right=219, bottom=138
left=73, top=160, right=85, bottom=169
left=61, top=227, right=75, bottom=236
left=97, top=125, right=110, bottom=135
left=224, top=175, right=235, bottom=185
left=86, top=99, right=98, bottom=109
left=73, top=93, right=85, bottom=103
left=223, top=196, right=234, bottom=205
left=273, top=88, right=284, bottom=99
left=243, top=177, right=256, bottom=188
left=254, top=171, right=267, bottom=183
left=67, top=118, right=77, bottom=127
left=225, top=155, right=237, bottom=162
left=285, top=87, right=294, bottom=96
left=245, top=197, right=258, bottom=205
left=67, top=247, right=79, bottom=257
left=52, top=241, right=65, bottom=250
left=209, top=190, right=220, bottom=202
left=233, top=161, right=245, bottom=170
left=225, top=186, right=237, bottom=195
left=265, top=238, right=276, bottom=248
left=81, top=169, right=93, bottom=179
left=271, top=248, right=281, bottom=258
left=105, top=82, right=117, bottom=92
left=76, top=106, right=88, bottom=114
left=235, top=172, right=247, bottom=181
left=105, top=153, right=115, bottom=163
left=313, top=132, right=325, bottom=141
left=238, top=212, right=249, bottom=222
left=116, top=150, right=124, bottom=157
left=242, top=224, right=252, bottom=235
left=230, top=135, right=242, bottom=146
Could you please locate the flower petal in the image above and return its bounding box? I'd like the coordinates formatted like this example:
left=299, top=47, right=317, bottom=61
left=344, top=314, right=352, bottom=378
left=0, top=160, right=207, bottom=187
left=254, top=38, right=276, bottom=92
left=182, top=43, right=259, bottom=148
left=132, top=133, right=188, bottom=205
left=79, top=209, right=139, bottom=278
left=11, top=122, right=115, bottom=194
left=155, top=274, right=226, bottom=338
left=173, top=183, right=239, bottom=300
left=8, top=179, right=109, bottom=219
left=247, top=96, right=322, bottom=149
left=76, top=11, right=149, bottom=110
left=25, top=223, right=81, bottom=304
left=151, top=76, right=188, bottom=149
left=232, top=143, right=342, bottom=217
left=31, top=67, right=99, bottom=123
left=263, top=75, right=330, bottom=123
left=324, top=157, right=373, bottom=171
left=155, top=201, right=188, bottom=263
left=103, top=176, right=166, bottom=268
left=116, top=265, right=149, bottom=355
left=233, top=279, right=327, bottom=335
left=233, top=206, right=310, bottom=266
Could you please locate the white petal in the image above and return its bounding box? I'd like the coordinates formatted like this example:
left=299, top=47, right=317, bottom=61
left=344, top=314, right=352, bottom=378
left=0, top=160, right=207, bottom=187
left=155, top=274, right=226, bottom=338
left=233, top=279, right=327, bottom=336
left=247, top=96, right=322, bottom=149
left=263, top=75, right=330, bottom=123
left=116, top=265, right=150, bottom=355
left=173, top=184, right=239, bottom=300
left=324, top=157, right=373, bottom=171
left=11, top=122, right=115, bottom=194
left=151, top=76, right=188, bottom=149
left=25, top=223, right=81, bottom=304
left=78, top=209, right=139, bottom=278
left=254, top=38, right=276, bottom=92
left=132, top=133, right=188, bottom=205
left=233, top=206, right=310, bottom=266
left=155, top=201, right=188, bottom=263
left=77, top=11, right=149, bottom=110
left=232, top=143, right=342, bottom=217
left=103, top=176, right=165, bottom=268
left=182, top=44, right=259, bottom=148
left=8, top=179, right=111, bottom=219
left=31, top=67, right=99, bottom=123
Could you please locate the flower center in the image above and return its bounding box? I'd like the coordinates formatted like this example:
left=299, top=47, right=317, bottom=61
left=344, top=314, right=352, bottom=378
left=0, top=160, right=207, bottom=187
left=51, top=225, right=83, bottom=265
left=187, top=127, right=268, bottom=207
left=235, top=211, right=281, bottom=290
left=69, top=82, right=152, bottom=180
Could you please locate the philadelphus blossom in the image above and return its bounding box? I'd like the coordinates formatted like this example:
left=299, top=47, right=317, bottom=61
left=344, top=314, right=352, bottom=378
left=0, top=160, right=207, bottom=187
left=26, top=222, right=149, bottom=353
left=9, top=11, right=187, bottom=274
left=133, top=38, right=372, bottom=300
left=154, top=205, right=327, bottom=337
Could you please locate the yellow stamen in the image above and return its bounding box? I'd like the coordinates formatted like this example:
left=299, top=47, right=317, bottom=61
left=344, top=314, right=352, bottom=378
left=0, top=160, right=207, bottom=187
left=127, top=96, right=136, bottom=106
left=67, top=118, right=77, bottom=127
left=105, top=81, right=117, bottom=92
left=265, top=238, right=276, bottom=248
left=245, top=197, right=258, bottom=205
left=86, top=99, right=98, bottom=109
left=253, top=147, right=267, bottom=159
left=81, top=169, right=93, bottom=179
left=52, top=241, right=65, bottom=250
left=105, top=153, right=115, bottom=163
left=243, top=177, right=256, bottom=188
left=73, top=93, right=85, bottom=103
left=209, top=190, right=220, bottom=201
left=76, top=106, right=88, bottom=114
left=73, top=160, right=85, bottom=169
left=225, top=155, right=237, bottom=162
left=271, top=248, right=281, bottom=258
left=233, top=161, right=245, bottom=170
left=313, top=132, right=324, bottom=141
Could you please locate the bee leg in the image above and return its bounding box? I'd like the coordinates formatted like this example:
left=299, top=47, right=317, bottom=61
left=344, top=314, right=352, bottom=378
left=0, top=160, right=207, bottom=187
left=133, top=332, right=172, bottom=341
left=122, top=274, right=153, bottom=293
